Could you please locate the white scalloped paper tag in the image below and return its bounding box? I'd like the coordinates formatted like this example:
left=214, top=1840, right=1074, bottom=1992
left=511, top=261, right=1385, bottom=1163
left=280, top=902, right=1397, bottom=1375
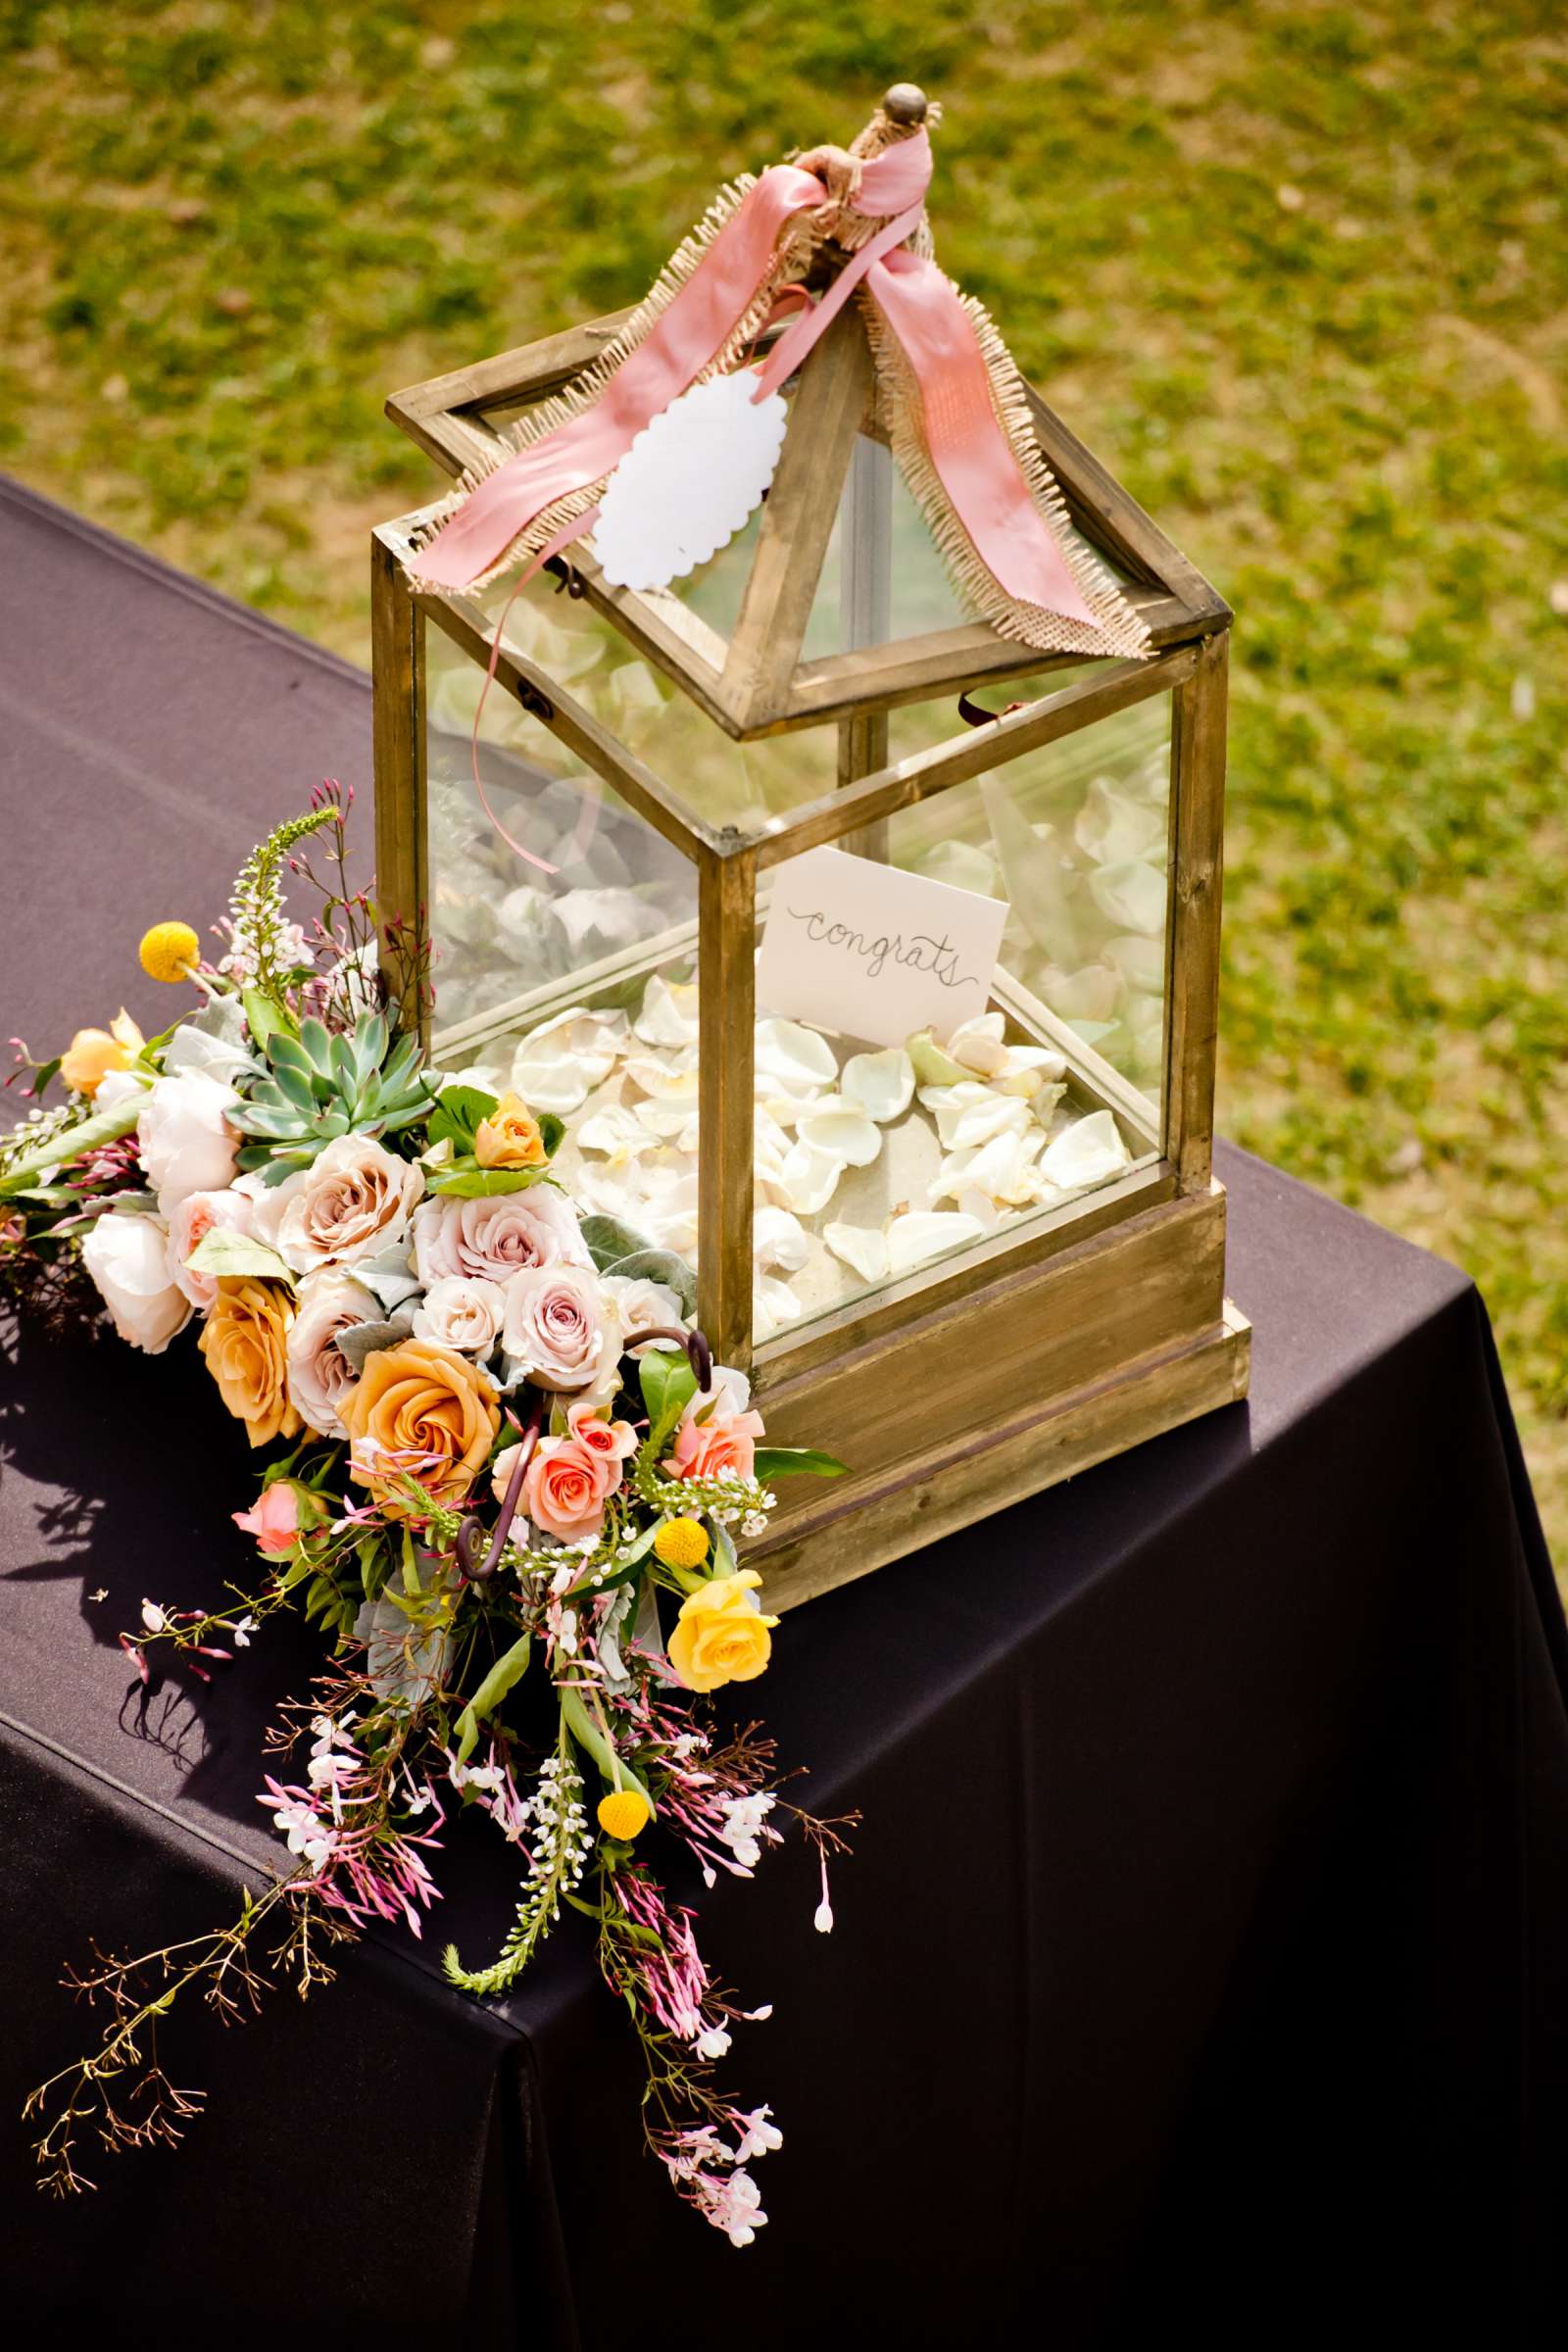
left=591, top=371, right=788, bottom=592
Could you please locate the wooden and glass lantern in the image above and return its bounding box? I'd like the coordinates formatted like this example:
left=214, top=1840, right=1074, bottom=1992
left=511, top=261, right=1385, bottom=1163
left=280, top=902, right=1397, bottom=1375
left=370, top=85, right=1249, bottom=1608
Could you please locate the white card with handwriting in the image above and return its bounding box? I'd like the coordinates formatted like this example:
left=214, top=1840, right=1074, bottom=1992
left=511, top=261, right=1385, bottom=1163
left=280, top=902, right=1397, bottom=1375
left=757, top=846, right=1008, bottom=1050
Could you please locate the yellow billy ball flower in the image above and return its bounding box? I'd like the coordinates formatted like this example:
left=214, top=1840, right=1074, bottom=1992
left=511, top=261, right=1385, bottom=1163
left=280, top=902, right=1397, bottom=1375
left=597, top=1788, right=654, bottom=1840
left=138, top=921, right=201, bottom=984
left=654, top=1516, right=710, bottom=1572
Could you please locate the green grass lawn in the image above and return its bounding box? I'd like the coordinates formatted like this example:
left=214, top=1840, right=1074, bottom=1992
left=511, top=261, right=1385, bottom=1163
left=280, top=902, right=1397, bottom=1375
left=4, top=0, right=1565, bottom=1571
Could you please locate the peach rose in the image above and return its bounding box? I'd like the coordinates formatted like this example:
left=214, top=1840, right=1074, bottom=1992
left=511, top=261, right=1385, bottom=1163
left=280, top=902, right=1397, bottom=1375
left=668, top=1417, right=761, bottom=1482
left=256, top=1133, right=424, bottom=1274
left=565, top=1397, right=638, bottom=1463
left=167, top=1185, right=255, bottom=1311
left=667, top=1369, right=765, bottom=1483
left=473, top=1092, right=547, bottom=1171
left=61, top=1009, right=143, bottom=1099
left=521, top=1433, right=617, bottom=1543
left=340, top=1336, right=500, bottom=1518
left=667, top=1571, right=778, bottom=1694
left=233, top=1481, right=307, bottom=1555
left=198, top=1277, right=303, bottom=1447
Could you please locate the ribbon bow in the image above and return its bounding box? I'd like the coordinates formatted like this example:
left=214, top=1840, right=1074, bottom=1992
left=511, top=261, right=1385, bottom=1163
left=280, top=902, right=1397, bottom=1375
left=409, top=106, right=1145, bottom=665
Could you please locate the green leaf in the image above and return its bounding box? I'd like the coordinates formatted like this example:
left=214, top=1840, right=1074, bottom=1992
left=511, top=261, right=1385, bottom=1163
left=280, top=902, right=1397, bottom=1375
left=242, top=986, right=288, bottom=1051
left=751, top=1446, right=849, bottom=1480
left=538, top=1112, right=564, bottom=1157
left=559, top=1686, right=654, bottom=1816
left=297, top=1015, right=334, bottom=1074
left=426, top=1084, right=499, bottom=1152
left=427, top=1160, right=551, bottom=1198
left=639, top=1348, right=697, bottom=1457
left=460, top=1634, right=532, bottom=1751
left=185, top=1228, right=295, bottom=1285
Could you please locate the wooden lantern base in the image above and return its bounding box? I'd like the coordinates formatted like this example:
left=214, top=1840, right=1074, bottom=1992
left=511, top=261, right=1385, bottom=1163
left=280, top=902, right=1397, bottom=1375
left=749, top=1181, right=1250, bottom=1611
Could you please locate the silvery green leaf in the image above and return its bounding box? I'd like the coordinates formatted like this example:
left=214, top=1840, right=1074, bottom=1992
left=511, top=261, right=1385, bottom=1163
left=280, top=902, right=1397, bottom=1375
left=353, top=1245, right=421, bottom=1312
left=606, top=1247, right=697, bottom=1317
left=581, top=1212, right=659, bottom=1272
left=336, top=1313, right=415, bottom=1373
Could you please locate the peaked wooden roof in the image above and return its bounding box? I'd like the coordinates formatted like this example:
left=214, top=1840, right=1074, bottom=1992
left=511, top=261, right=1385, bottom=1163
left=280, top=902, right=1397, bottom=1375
left=387, top=303, right=1229, bottom=743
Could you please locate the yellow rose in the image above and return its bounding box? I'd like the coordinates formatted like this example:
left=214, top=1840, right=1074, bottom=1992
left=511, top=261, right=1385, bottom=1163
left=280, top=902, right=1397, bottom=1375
left=473, top=1092, right=547, bottom=1171
left=60, top=1009, right=144, bottom=1098
left=666, top=1570, right=779, bottom=1694
left=198, top=1277, right=303, bottom=1447
left=340, top=1336, right=500, bottom=1517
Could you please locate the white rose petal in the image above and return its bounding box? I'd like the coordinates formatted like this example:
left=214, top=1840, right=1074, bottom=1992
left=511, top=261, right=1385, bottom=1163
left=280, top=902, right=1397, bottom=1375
left=1075, top=779, right=1166, bottom=865
left=1040, top=1109, right=1133, bottom=1192
left=756, top=1016, right=838, bottom=1092
left=576, top=1103, right=662, bottom=1164
left=752, top=1205, right=809, bottom=1274
left=633, top=973, right=700, bottom=1050
left=822, top=1221, right=891, bottom=1285
left=623, top=1051, right=700, bottom=1104
left=885, top=1209, right=987, bottom=1276
left=796, top=1104, right=882, bottom=1168
left=1105, top=934, right=1166, bottom=994
left=773, top=1140, right=846, bottom=1216
left=753, top=1276, right=803, bottom=1343
left=931, top=1129, right=1047, bottom=1208
left=946, top=1013, right=1008, bottom=1077
left=840, top=1048, right=914, bottom=1123
left=1087, top=858, right=1166, bottom=937
left=510, top=1006, right=627, bottom=1111
left=946, top=1093, right=1034, bottom=1151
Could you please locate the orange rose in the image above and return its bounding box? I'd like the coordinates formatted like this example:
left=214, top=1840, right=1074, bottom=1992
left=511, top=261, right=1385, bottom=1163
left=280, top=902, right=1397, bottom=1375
left=340, top=1337, right=500, bottom=1518
left=473, top=1092, right=547, bottom=1171
left=198, top=1277, right=303, bottom=1447
left=60, top=1009, right=143, bottom=1098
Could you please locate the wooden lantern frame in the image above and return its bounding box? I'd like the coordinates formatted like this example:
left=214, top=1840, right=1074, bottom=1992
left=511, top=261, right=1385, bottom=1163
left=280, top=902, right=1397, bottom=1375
left=371, top=299, right=1249, bottom=1610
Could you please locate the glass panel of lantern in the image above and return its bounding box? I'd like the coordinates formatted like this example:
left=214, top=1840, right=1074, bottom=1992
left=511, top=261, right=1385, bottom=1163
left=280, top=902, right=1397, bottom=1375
left=416, top=438, right=1175, bottom=1363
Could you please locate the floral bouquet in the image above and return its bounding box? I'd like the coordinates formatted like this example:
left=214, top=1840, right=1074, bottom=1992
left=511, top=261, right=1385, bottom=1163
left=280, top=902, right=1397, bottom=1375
left=0, top=787, right=851, bottom=2248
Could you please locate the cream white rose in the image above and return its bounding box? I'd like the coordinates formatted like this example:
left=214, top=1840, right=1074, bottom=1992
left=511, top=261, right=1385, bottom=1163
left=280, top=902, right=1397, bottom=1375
left=81, top=1213, right=192, bottom=1355
left=284, top=1268, right=381, bottom=1439
left=502, top=1263, right=619, bottom=1395
left=600, top=1272, right=684, bottom=1356
left=137, top=1072, right=240, bottom=1211
left=255, top=1133, right=424, bottom=1274
left=166, top=1187, right=255, bottom=1311
left=411, top=1275, right=508, bottom=1356
left=413, top=1187, right=591, bottom=1288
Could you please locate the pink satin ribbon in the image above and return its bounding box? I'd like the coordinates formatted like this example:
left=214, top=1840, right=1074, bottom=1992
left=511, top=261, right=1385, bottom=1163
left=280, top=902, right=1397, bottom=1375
left=416, top=121, right=1093, bottom=633
left=416, top=164, right=830, bottom=590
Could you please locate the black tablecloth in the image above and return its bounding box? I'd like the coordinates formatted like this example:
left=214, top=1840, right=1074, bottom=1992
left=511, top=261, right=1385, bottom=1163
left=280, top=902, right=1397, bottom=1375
left=1, top=476, right=1564, bottom=2347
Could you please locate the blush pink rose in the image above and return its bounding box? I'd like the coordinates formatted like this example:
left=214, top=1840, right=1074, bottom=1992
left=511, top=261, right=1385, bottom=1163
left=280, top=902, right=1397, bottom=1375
left=521, top=1433, right=617, bottom=1543
left=501, top=1263, right=617, bottom=1395
left=412, top=1188, right=590, bottom=1288
left=233, top=1482, right=303, bottom=1555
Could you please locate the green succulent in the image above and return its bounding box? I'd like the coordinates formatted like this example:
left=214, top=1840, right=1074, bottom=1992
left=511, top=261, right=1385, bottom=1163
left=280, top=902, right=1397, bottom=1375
left=230, top=1011, right=433, bottom=1182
